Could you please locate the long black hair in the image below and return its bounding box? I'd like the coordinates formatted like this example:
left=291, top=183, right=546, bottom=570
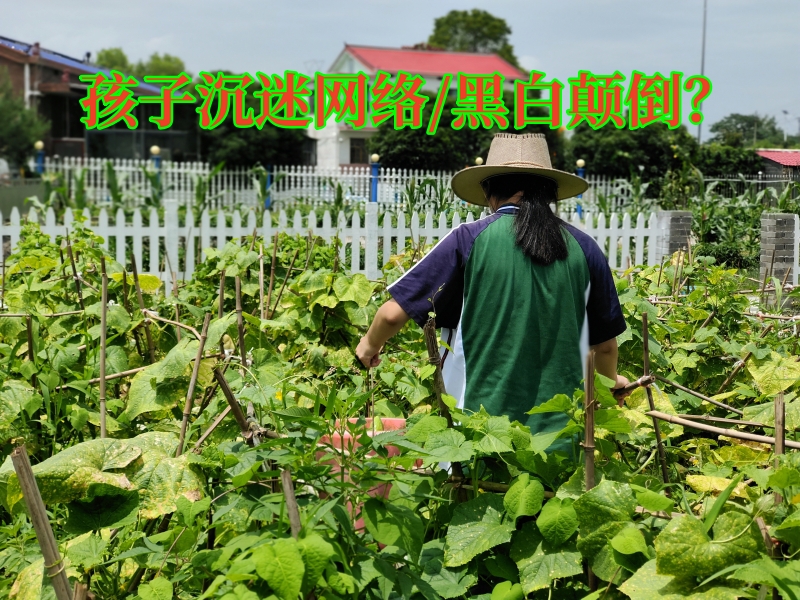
left=481, top=173, right=567, bottom=266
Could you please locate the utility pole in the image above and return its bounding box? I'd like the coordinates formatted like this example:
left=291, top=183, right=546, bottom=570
left=697, top=0, right=708, bottom=143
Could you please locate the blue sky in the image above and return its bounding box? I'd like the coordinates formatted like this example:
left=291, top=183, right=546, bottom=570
left=3, top=0, right=798, bottom=139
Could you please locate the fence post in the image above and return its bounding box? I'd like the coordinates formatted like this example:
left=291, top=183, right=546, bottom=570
left=164, top=198, right=179, bottom=290
left=760, top=213, right=796, bottom=289
left=655, top=210, right=692, bottom=263
left=365, top=202, right=379, bottom=279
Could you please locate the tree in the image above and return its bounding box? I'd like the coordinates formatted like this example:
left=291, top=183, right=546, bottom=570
left=368, top=92, right=564, bottom=172
left=428, top=9, right=520, bottom=68
left=96, top=48, right=187, bottom=78
left=95, top=47, right=131, bottom=73
left=0, top=68, right=48, bottom=172
left=709, top=113, right=784, bottom=147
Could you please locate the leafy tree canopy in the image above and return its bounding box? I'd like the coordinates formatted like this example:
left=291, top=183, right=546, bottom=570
left=96, top=48, right=187, bottom=78
left=428, top=9, right=520, bottom=68
left=709, top=112, right=784, bottom=147
left=369, top=93, right=564, bottom=172
left=0, top=67, right=48, bottom=170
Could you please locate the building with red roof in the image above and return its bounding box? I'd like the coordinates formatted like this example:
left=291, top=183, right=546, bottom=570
left=756, top=149, right=800, bottom=177
left=308, top=44, right=526, bottom=168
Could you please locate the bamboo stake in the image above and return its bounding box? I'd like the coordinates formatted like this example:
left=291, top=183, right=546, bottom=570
left=131, top=256, right=155, bottom=363
left=716, top=324, right=773, bottom=394
left=643, top=313, right=670, bottom=485
left=1, top=256, right=5, bottom=310
left=26, top=315, right=36, bottom=389
left=218, top=269, right=225, bottom=356
left=142, top=309, right=200, bottom=339
left=689, top=311, right=716, bottom=344
left=775, top=392, right=785, bottom=505
left=192, top=406, right=232, bottom=452
left=235, top=276, right=247, bottom=368
left=681, top=414, right=769, bottom=428
left=259, top=245, right=266, bottom=320
left=281, top=470, right=302, bottom=539
left=99, top=257, right=108, bottom=438
left=655, top=374, right=743, bottom=415
left=647, top=411, right=800, bottom=449
left=213, top=367, right=252, bottom=441
left=584, top=351, right=596, bottom=491
left=176, top=313, right=212, bottom=457
left=172, top=272, right=181, bottom=343
left=65, top=236, right=84, bottom=310
left=269, top=249, right=298, bottom=319
left=612, top=374, right=655, bottom=401
left=11, top=446, right=73, bottom=600
left=266, top=232, right=279, bottom=316
left=584, top=350, right=597, bottom=593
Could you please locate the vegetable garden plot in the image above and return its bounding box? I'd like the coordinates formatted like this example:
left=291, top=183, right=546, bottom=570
left=3, top=222, right=800, bottom=598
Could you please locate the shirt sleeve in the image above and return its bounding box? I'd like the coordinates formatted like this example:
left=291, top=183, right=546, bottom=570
left=565, top=225, right=627, bottom=345
left=387, top=225, right=470, bottom=329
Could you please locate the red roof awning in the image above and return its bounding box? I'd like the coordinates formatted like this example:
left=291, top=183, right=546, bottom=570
left=756, top=150, right=800, bottom=167
left=342, top=44, right=525, bottom=81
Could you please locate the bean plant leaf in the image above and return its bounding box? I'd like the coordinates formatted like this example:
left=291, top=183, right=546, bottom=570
left=444, top=494, right=515, bottom=567
left=421, top=429, right=474, bottom=463
left=654, top=512, right=761, bottom=580
left=65, top=483, right=139, bottom=533
left=206, top=313, right=237, bottom=350
left=405, top=415, right=447, bottom=444
left=362, top=499, right=424, bottom=561
left=574, top=480, right=636, bottom=560
left=333, top=273, right=375, bottom=307
left=65, top=533, right=108, bottom=569
left=509, top=521, right=582, bottom=594
left=730, top=557, right=800, bottom=598
left=619, top=559, right=741, bottom=600
left=536, top=497, right=578, bottom=546
left=297, top=534, right=335, bottom=595
left=9, top=558, right=44, bottom=600
left=746, top=351, right=800, bottom=395
left=253, top=537, right=305, bottom=600
left=419, top=539, right=477, bottom=599
left=503, top=473, right=544, bottom=523
left=137, top=576, right=173, bottom=600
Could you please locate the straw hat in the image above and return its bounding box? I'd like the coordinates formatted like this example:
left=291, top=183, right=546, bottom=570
left=451, top=133, right=588, bottom=206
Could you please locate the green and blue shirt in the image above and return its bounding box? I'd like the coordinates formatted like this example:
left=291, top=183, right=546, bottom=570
left=389, top=205, right=626, bottom=438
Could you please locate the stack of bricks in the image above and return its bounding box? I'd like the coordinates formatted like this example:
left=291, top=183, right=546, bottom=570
left=760, top=213, right=796, bottom=285
left=656, top=211, right=692, bottom=263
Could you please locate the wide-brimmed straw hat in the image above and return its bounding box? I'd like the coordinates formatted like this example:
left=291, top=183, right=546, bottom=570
left=451, top=133, right=588, bottom=206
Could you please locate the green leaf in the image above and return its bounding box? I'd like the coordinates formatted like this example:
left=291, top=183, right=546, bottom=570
left=536, top=497, right=578, bottom=546
left=405, top=415, right=447, bottom=444
left=253, top=537, right=305, bottom=600
left=509, top=521, right=583, bottom=594
left=444, top=494, right=515, bottom=567
left=503, top=473, right=544, bottom=523
left=654, top=513, right=761, bottom=580
left=634, top=489, right=674, bottom=514
left=703, top=474, right=743, bottom=533
left=619, top=560, right=741, bottom=600
left=421, top=429, right=474, bottom=463
left=609, top=526, right=650, bottom=573
left=730, top=557, right=800, bottom=598
left=527, top=394, right=572, bottom=415
left=206, top=313, right=236, bottom=350
left=362, top=499, right=424, bottom=561
left=333, top=273, right=376, bottom=307
left=746, top=351, right=800, bottom=395
left=138, top=576, right=173, bottom=600
left=490, top=581, right=523, bottom=600
left=297, top=534, right=334, bottom=595
left=65, top=484, right=139, bottom=533
left=112, top=272, right=162, bottom=294
left=670, top=350, right=698, bottom=376
left=66, top=533, right=108, bottom=569
left=574, top=480, right=636, bottom=561
left=419, top=539, right=477, bottom=599
left=9, top=558, right=44, bottom=600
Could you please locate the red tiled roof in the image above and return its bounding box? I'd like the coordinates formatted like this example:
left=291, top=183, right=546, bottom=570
left=341, top=44, right=525, bottom=80
left=756, top=150, right=800, bottom=167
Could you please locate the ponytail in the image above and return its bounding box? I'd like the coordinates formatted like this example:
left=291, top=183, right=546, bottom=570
left=481, top=174, right=567, bottom=266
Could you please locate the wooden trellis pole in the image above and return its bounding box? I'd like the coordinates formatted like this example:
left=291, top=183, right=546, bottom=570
left=11, top=445, right=73, bottom=600
left=99, top=257, right=108, bottom=438
left=235, top=276, right=247, bottom=368
left=176, top=313, right=212, bottom=456
left=131, top=256, right=155, bottom=363
left=642, top=313, right=670, bottom=485
left=218, top=269, right=225, bottom=356
left=775, top=392, right=785, bottom=505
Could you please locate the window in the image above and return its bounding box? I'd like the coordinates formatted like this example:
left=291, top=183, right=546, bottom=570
left=350, top=138, right=367, bottom=164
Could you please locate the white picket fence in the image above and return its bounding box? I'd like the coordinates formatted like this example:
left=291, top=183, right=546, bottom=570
left=38, top=157, right=628, bottom=213
left=0, top=201, right=663, bottom=290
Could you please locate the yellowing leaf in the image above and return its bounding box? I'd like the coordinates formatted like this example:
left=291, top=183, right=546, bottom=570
left=746, top=351, right=800, bottom=395
left=685, top=475, right=749, bottom=499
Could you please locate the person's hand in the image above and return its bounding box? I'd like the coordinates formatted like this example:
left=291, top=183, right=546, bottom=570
left=356, top=336, right=382, bottom=368
left=612, top=374, right=632, bottom=407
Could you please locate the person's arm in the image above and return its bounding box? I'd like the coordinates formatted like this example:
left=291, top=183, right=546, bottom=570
left=356, top=300, right=411, bottom=368
left=591, top=337, right=630, bottom=394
